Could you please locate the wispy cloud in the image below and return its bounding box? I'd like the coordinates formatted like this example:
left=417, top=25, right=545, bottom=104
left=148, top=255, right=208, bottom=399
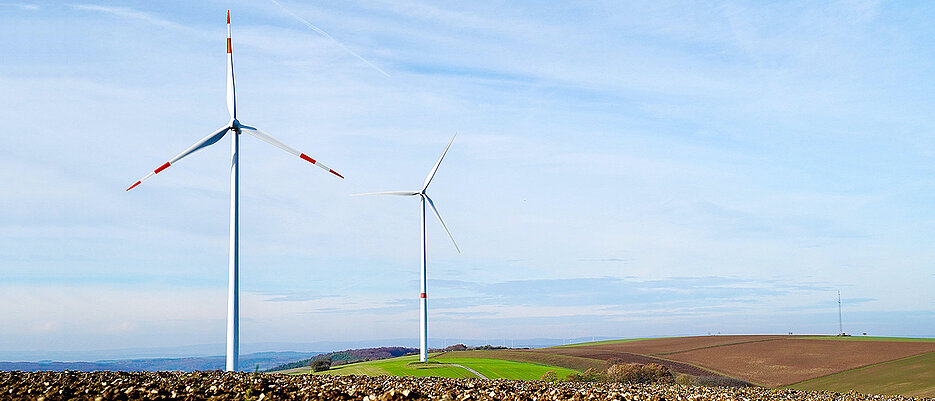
left=0, top=3, right=38, bottom=11
left=68, top=4, right=192, bottom=32
left=268, top=0, right=390, bottom=77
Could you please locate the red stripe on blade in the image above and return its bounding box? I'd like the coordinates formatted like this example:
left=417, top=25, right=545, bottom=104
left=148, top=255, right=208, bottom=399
left=300, top=153, right=316, bottom=164
left=227, top=10, right=230, bottom=24
left=154, top=162, right=171, bottom=174
left=126, top=181, right=141, bottom=191
left=329, top=169, right=344, bottom=179
left=420, top=293, right=426, bottom=298
left=227, top=38, right=231, bottom=53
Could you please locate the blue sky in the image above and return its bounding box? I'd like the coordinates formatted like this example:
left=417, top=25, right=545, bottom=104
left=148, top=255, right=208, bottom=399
left=2, top=0, right=935, bottom=356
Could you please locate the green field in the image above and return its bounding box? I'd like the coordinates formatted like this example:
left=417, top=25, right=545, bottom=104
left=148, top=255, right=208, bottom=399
left=295, top=353, right=576, bottom=380
left=433, top=357, right=577, bottom=380
left=791, top=352, right=935, bottom=397
left=435, top=350, right=605, bottom=371
left=299, top=355, right=477, bottom=378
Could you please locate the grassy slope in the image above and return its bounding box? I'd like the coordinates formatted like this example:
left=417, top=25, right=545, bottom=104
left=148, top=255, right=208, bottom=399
left=298, top=355, right=477, bottom=378
left=293, top=353, right=579, bottom=380
left=435, top=350, right=605, bottom=371
left=434, top=357, right=577, bottom=380
left=790, top=352, right=935, bottom=397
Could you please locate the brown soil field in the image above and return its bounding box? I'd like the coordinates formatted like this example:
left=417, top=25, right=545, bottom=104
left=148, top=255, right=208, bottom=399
left=538, top=348, right=717, bottom=377
left=2, top=370, right=930, bottom=401
left=663, top=338, right=935, bottom=387
left=560, top=335, right=787, bottom=355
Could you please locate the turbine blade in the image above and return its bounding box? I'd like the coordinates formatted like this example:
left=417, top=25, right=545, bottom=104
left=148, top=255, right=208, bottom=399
left=351, top=191, right=419, bottom=196
left=422, top=134, right=456, bottom=191
left=424, top=195, right=460, bottom=254
left=126, top=125, right=230, bottom=191
left=239, top=124, right=344, bottom=179
left=226, top=10, right=236, bottom=119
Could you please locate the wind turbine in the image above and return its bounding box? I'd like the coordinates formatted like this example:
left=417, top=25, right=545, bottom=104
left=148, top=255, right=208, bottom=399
left=354, top=135, right=460, bottom=362
left=126, top=11, right=344, bottom=372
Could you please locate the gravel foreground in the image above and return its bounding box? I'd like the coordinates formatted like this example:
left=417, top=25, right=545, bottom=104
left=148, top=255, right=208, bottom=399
left=1, top=371, right=929, bottom=401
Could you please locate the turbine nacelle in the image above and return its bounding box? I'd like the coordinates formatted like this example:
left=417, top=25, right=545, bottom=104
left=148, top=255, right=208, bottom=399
left=352, top=134, right=460, bottom=254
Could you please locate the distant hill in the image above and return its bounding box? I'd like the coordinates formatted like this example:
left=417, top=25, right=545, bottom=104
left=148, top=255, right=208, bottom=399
left=0, top=351, right=321, bottom=372
left=267, top=347, right=418, bottom=372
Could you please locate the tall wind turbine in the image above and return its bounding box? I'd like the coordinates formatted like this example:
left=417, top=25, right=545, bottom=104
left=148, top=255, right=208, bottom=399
left=354, top=135, right=460, bottom=362
left=126, top=11, right=344, bottom=372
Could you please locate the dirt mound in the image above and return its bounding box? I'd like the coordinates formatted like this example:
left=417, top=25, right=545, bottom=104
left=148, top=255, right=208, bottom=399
left=1, top=370, right=928, bottom=401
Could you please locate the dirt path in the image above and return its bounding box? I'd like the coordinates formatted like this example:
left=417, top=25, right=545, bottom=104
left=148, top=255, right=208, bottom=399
left=445, top=363, right=489, bottom=379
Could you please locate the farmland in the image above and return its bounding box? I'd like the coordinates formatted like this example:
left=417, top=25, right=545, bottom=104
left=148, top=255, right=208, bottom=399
left=548, top=335, right=935, bottom=388
left=791, top=351, right=935, bottom=397
left=280, top=335, right=935, bottom=397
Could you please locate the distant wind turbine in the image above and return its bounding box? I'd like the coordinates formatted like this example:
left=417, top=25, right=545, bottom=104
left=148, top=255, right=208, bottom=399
left=126, top=11, right=344, bottom=372
left=354, top=135, right=461, bottom=362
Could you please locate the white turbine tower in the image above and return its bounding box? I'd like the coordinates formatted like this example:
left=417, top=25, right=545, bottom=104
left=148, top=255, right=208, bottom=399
left=354, top=135, right=461, bottom=362
left=126, top=11, right=344, bottom=372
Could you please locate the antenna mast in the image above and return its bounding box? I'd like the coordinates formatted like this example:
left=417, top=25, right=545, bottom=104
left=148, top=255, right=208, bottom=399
left=837, top=290, right=843, bottom=335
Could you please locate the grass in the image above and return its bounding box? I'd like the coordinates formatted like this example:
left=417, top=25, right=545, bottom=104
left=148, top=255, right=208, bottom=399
left=293, top=353, right=579, bottom=380
left=300, top=355, right=478, bottom=378
left=434, top=357, right=577, bottom=380
left=435, top=350, right=605, bottom=371
left=790, top=352, right=935, bottom=397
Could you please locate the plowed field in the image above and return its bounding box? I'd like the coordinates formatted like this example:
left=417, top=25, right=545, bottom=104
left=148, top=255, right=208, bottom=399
left=555, top=335, right=785, bottom=355
left=540, top=336, right=935, bottom=389
left=664, top=338, right=935, bottom=386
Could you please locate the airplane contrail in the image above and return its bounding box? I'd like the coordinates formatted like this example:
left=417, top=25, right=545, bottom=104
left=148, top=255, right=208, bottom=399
left=268, top=0, right=391, bottom=77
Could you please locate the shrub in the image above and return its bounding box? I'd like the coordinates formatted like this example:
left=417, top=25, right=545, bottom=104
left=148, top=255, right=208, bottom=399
left=674, top=373, right=695, bottom=386
left=539, top=370, right=558, bottom=382
left=310, top=358, right=332, bottom=372
left=605, top=363, right=673, bottom=384
left=565, top=368, right=606, bottom=382
left=692, top=375, right=753, bottom=388
left=605, top=358, right=628, bottom=368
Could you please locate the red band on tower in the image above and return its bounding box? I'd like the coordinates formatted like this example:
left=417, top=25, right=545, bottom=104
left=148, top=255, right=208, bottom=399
left=300, top=153, right=316, bottom=164
left=154, top=162, right=171, bottom=174
left=420, top=293, right=426, bottom=298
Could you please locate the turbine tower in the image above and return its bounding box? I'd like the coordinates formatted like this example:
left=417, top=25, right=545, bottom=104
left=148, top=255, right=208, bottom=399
left=126, top=11, right=344, bottom=372
left=354, top=135, right=460, bottom=362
